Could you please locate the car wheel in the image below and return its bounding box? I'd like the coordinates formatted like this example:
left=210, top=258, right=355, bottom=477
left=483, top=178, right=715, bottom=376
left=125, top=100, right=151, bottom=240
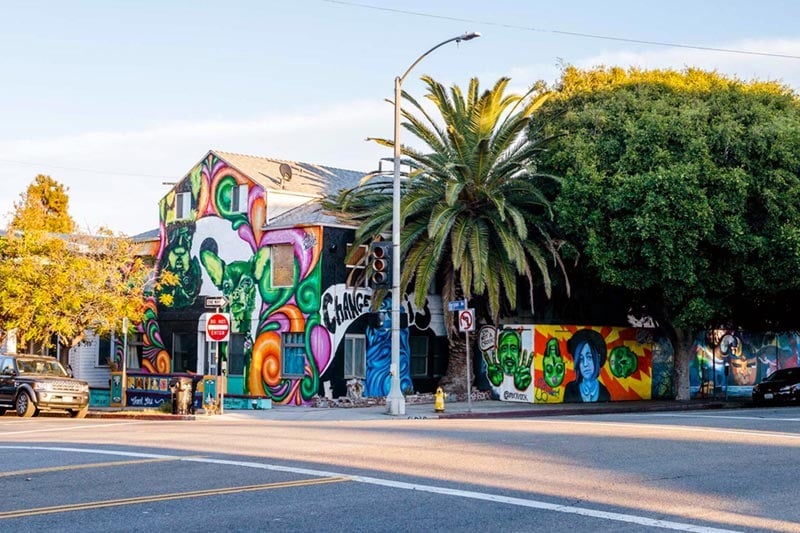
left=69, top=406, right=88, bottom=419
left=15, top=392, right=36, bottom=417
left=0, top=407, right=6, bottom=416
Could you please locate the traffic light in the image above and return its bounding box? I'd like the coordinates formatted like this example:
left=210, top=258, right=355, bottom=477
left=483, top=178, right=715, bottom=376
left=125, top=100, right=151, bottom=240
left=369, top=242, right=392, bottom=290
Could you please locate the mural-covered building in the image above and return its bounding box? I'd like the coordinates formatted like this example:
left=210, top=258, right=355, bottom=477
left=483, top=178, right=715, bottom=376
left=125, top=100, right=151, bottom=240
left=125, top=150, right=447, bottom=406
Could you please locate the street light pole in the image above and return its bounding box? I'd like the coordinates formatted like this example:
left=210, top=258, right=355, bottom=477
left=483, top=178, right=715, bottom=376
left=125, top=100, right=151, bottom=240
left=387, top=31, right=481, bottom=416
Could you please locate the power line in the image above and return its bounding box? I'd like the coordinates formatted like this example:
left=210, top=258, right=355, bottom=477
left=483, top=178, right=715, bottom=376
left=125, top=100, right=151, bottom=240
left=0, top=158, right=170, bottom=180
left=323, top=0, right=800, bottom=60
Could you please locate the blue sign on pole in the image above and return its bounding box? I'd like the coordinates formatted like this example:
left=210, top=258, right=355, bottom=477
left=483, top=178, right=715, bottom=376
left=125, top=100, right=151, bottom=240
left=447, top=300, right=467, bottom=312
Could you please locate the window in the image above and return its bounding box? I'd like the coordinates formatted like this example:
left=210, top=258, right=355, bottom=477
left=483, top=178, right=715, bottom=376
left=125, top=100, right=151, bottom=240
left=126, top=333, right=144, bottom=370
left=282, top=332, right=306, bottom=378
left=97, top=336, right=112, bottom=367
left=176, top=191, right=191, bottom=220
left=410, top=336, right=429, bottom=377
left=172, top=333, right=196, bottom=373
left=271, top=244, right=295, bottom=287
left=231, top=184, right=248, bottom=213
left=228, top=333, right=246, bottom=375
left=344, top=335, right=366, bottom=378
left=345, top=244, right=368, bottom=288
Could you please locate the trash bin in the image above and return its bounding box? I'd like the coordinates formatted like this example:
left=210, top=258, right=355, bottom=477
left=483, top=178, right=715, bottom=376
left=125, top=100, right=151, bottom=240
left=169, top=377, right=194, bottom=415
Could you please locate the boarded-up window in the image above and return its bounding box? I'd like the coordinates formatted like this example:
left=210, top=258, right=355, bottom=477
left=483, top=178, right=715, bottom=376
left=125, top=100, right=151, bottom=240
left=346, top=244, right=368, bottom=288
left=271, top=244, right=294, bottom=287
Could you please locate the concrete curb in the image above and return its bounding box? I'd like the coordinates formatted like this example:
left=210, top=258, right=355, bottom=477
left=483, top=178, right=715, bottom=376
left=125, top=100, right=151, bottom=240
left=437, top=400, right=752, bottom=420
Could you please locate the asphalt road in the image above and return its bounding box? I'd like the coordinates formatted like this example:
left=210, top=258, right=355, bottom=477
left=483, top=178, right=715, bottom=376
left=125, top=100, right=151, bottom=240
left=1, top=406, right=799, bottom=532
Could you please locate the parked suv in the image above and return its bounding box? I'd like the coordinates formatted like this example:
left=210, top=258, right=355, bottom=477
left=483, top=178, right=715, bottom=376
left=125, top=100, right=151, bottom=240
left=0, top=354, right=89, bottom=418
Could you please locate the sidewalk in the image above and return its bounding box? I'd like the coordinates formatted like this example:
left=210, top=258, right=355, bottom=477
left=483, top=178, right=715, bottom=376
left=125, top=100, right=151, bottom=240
left=89, top=398, right=753, bottom=422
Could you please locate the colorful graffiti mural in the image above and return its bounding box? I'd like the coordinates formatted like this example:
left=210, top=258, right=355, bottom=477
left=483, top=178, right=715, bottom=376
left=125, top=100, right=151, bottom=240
left=136, top=154, right=333, bottom=405
left=135, top=153, right=446, bottom=405
left=480, top=325, right=655, bottom=404
left=690, top=330, right=800, bottom=398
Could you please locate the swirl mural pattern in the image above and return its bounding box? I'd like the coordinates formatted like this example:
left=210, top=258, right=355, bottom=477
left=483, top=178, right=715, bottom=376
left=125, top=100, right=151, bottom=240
left=143, top=153, right=332, bottom=405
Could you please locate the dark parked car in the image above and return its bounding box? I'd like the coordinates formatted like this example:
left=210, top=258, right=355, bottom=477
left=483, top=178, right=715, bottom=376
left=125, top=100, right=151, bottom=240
left=0, top=354, right=89, bottom=417
left=752, top=367, right=800, bottom=405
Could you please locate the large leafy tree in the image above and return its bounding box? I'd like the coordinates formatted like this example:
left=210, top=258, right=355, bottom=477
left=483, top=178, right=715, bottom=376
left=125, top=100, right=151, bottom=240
left=535, top=66, right=800, bottom=398
left=327, top=76, right=568, bottom=391
left=11, top=174, right=76, bottom=233
left=0, top=177, right=146, bottom=354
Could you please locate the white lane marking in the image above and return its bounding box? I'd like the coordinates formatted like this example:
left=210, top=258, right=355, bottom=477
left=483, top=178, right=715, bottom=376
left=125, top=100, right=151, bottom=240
left=647, top=413, right=800, bottom=422
left=0, top=446, right=738, bottom=533
left=547, top=420, right=800, bottom=440
left=0, top=421, right=148, bottom=436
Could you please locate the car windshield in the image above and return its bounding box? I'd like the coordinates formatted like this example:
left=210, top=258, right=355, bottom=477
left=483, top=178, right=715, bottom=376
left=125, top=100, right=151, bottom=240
left=765, top=368, right=800, bottom=382
left=16, top=358, right=69, bottom=377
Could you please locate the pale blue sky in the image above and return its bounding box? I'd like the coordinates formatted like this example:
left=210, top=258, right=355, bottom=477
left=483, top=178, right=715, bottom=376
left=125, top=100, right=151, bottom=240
left=2, top=0, right=799, bottom=235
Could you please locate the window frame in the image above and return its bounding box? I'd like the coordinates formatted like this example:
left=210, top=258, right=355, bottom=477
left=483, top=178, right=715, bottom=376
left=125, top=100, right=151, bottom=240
left=344, top=334, right=366, bottom=379
left=271, top=244, right=295, bottom=288
left=176, top=191, right=191, bottom=220
left=231, top=183, right=248, bottom=213
left=97, top=335, right=112, bottom=367
left=345, top=243, right=368, bottom=289
left=281, top=332, right=306, bottom=378
left=409, top=336, right=429, bottom=377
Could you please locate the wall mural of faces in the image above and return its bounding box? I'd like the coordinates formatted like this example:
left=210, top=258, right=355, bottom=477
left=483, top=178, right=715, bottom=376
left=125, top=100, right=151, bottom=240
left=480, top=325, right=654, bottom=404
left=690, top=330, right=800, bottom=398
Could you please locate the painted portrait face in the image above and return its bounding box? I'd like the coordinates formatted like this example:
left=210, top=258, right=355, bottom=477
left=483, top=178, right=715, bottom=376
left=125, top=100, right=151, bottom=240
left=543, top=338, right=565, bottom=387
left=498, top=331, right=521, bottom=374
left=578, top=343, right=596, bottom=380
left=609, top=346, right=638, bottom=378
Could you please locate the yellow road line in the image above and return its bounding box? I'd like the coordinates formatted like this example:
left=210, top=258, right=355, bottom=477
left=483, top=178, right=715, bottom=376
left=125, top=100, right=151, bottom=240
left=0, top=456, right=188, bottom=478
left=0, top=477, right=350, bottom=519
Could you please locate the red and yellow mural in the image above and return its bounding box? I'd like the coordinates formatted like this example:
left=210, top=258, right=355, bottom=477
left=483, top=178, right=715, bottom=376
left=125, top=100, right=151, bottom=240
left=480, top=324, right=654, bottom=404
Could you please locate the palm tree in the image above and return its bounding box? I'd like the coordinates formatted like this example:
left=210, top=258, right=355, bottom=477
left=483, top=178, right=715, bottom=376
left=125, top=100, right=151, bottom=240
left=327, top=76, right=568, bottom=392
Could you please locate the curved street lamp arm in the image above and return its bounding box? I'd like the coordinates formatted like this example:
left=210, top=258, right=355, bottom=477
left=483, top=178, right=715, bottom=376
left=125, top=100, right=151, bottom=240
left=399, top=32, right=481, bottom=84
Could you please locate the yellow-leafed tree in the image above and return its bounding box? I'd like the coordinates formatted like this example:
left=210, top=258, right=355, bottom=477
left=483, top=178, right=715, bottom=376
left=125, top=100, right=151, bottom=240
left=0, top=176, right=147, bottom=351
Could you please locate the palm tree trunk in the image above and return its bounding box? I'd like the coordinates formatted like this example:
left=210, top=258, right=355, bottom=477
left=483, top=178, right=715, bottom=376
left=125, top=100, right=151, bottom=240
left=438, top=267, right=470, bottom=393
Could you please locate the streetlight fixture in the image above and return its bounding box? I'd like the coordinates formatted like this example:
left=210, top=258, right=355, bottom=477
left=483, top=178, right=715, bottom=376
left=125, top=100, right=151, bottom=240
left=387, top=31, right=481, bottom=416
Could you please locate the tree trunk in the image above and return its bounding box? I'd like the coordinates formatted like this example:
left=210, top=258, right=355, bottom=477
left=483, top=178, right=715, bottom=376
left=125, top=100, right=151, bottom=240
left=438, top=268, right=471, bottom=393
left=673, top=327, right=694, bottom=401
left=439, top=328, right=468, bottom=393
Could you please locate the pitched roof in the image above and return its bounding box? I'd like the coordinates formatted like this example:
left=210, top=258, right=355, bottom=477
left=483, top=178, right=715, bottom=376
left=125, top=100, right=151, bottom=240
left=211, top=150, right=369, bottom=197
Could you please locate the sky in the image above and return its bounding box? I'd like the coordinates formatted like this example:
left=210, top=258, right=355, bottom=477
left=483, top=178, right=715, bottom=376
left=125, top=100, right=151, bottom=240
left=2, top=0, right=800, bottom=236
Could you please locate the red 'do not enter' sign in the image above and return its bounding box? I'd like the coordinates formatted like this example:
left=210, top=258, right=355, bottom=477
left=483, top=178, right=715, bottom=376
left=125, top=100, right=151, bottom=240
left=206, top=313, right=230, bottom=342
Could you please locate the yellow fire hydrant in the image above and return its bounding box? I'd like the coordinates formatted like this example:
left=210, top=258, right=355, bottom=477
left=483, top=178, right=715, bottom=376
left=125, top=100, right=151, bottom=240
left=434, top=387, right=446, bottom=413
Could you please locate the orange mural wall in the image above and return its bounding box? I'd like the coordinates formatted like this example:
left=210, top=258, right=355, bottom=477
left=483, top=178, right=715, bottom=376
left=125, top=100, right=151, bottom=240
left=532, top=325, right=653, bottom=404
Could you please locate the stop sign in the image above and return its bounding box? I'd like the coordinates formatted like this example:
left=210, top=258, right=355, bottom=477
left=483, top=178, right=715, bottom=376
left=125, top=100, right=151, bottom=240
left=206, top=313, right=230, bottom=342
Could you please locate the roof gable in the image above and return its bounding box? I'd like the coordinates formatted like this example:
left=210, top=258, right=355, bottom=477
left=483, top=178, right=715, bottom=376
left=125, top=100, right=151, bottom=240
left=211, top=150, right=368, bottom=197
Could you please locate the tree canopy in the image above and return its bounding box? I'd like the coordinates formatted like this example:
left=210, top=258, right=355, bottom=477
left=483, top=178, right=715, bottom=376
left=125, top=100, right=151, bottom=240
left=535, top=66, right=800, bottom=332
left=11, top=174, right=76, bottom=233
left=327, top=76, right=568, bottom=390
left=0, top=177, right=145, bottom=351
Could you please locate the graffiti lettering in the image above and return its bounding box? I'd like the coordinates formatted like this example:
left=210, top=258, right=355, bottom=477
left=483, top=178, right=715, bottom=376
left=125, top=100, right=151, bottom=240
left=322, top=290, right=371, bottom=334
left=503, top=390, right=531, bottom=401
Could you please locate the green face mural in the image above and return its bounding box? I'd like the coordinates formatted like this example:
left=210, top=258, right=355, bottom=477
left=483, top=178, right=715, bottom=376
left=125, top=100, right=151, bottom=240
left=483, top=329, right=533, bottom=390
left=157, top=224, right=202, bottom=308
left=543, top=338, right=565, bottom=387
left=609, top=346, right=638, bottom=378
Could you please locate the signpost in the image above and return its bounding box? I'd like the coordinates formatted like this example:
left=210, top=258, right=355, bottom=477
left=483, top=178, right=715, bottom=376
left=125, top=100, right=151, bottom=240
left=206, top=313, right=231, bottom=342
left=204, top=296, right=229, bottom=309
left=448, top=299, right=467, bottom=312
left=457, top=308, right=476, bottom=412
left=205, top=312, right=230, bottom=414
